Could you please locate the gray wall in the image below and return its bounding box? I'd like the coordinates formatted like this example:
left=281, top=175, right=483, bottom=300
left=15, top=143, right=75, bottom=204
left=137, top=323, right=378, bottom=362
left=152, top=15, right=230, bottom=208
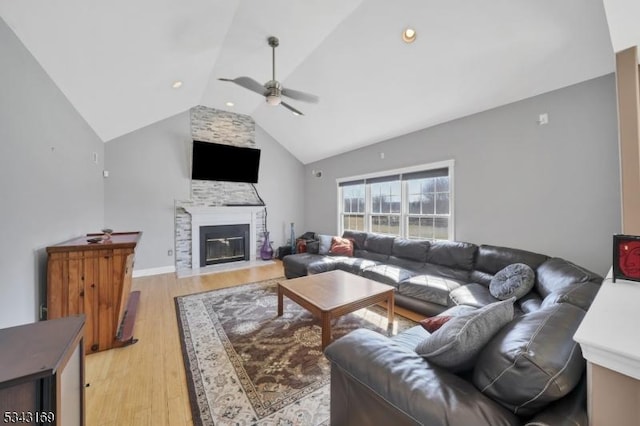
left=0, top=19, right=105, bottom=328
left=104, top=111, right=305, bottom=271
left=305, top=75, right=620, bottom=275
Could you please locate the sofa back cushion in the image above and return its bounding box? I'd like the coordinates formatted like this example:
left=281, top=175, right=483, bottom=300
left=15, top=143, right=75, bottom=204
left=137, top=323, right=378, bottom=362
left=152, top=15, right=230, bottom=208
left=540, top=280, right=601, bottom=312
left=472, top=303, right=586, bottom=417
left=392, top=238, right=430, bottom=262
left=471, top=245, right=549, bottom=286
left=364, top=233, right=396, bottom=255
left=417, top=263, right=471, bottom=284
left=426, top=240, right=477, bottom=271
left=342, top=230, right=368, bottom=250
left=535, top=258, right=602, bottom=299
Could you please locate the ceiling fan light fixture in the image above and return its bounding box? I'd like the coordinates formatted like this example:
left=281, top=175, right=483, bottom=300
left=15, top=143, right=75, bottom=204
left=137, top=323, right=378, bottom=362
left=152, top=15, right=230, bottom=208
left=402, top=27, right=417, bottom=43
left=266, top=94, right=281, bottom=106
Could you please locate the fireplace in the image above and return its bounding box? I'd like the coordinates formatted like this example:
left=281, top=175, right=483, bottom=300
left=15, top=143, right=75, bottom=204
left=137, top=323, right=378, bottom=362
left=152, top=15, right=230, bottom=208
left=199, top=224, right=249, bottom=266
left=184, top=205, right=262, bottom=270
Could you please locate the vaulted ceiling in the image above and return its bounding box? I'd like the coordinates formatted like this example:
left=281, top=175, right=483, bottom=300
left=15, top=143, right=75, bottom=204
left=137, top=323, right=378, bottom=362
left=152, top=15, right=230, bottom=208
left=1, top=1, right=638, bottom=164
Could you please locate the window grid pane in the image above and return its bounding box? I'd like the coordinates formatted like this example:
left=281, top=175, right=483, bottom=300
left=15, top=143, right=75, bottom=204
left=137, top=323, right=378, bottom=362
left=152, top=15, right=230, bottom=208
left=343, top=214, right=365, bottom=231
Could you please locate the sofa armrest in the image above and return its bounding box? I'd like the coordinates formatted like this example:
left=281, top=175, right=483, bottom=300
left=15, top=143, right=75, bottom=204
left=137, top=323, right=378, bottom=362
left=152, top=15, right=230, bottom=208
left=524, top=375, right=587, bottom=426
left=324, top=329, right=519, bottom=426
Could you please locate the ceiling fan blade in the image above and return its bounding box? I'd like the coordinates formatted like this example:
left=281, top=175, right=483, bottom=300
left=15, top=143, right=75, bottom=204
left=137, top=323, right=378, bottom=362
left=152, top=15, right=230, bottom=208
left=281, top=87, right=319, bottom=103
left=218, top=77, right=266, bottom=96
left=281, top=101, right=304, bottom=116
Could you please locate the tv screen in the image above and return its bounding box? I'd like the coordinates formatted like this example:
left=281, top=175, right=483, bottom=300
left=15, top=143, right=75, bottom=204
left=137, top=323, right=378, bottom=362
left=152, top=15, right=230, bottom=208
left=191, top=141, right=261, bottom=183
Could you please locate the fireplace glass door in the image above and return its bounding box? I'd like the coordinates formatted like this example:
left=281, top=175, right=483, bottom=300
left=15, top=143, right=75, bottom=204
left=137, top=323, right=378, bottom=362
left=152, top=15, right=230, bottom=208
left=199, top=224, right=250, bottom=266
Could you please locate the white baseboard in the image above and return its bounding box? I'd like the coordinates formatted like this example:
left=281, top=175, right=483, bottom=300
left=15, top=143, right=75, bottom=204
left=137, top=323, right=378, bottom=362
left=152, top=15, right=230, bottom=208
left=133, top=265, right=176, bottom=278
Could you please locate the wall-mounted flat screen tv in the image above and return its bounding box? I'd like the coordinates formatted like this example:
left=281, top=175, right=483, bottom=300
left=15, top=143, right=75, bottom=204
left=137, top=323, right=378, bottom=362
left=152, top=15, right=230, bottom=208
left=191, top=140, right=261, bottom=183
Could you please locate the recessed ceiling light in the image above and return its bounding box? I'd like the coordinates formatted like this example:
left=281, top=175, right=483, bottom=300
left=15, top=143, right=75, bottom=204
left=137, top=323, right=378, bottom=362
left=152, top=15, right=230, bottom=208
left=402, top=27, right=417, bottom=43
left=225, top=101, right=235, bottom=107
left=172, top=80, right=183, bottom=89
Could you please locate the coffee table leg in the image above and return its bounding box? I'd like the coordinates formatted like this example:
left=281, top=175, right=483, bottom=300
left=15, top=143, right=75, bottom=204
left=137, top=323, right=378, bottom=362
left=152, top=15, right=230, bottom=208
left=277, top=284, right=284, bottom=317
left=321, top=312, right=331, bottom=349
left=387, top=291, right=394, bottom=325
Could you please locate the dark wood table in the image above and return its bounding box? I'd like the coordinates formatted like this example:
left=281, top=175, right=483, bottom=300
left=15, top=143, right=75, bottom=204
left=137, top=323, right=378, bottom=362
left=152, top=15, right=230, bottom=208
left=277, top=270, right=395, bottom=349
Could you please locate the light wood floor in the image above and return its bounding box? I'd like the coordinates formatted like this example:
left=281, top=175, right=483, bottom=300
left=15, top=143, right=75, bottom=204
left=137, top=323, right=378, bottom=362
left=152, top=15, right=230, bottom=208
left=85, top=261, right=422, bottom=425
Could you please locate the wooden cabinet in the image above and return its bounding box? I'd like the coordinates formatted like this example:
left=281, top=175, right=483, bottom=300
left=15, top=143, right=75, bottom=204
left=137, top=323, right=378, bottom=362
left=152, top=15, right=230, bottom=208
left=0, top=315, right=85, bottom=426
left=46, top=232, right=141, bottom=353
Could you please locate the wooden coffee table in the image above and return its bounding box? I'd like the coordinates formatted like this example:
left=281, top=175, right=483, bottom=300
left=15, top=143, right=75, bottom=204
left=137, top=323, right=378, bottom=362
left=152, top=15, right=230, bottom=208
left=277, top=270, right=395, bottom=349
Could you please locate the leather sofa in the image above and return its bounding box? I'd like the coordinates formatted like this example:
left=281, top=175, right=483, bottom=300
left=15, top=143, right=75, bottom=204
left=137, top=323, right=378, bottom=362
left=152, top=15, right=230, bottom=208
left=282, top=231, right=602, bottom=425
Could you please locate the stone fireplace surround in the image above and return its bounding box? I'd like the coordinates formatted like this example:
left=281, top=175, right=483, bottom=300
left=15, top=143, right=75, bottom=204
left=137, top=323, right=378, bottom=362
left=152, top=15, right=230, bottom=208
left=174, top=106, right=267, bottom=273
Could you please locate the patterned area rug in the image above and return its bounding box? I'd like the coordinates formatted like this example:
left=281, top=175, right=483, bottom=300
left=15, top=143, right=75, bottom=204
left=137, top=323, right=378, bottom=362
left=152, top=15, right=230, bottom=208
left=175, top=277, right=416, bottom=426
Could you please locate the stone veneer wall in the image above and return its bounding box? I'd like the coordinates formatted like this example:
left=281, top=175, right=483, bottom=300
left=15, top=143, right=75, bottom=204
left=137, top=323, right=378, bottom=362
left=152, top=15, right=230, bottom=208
left=175, top=106, right=266, bottom=270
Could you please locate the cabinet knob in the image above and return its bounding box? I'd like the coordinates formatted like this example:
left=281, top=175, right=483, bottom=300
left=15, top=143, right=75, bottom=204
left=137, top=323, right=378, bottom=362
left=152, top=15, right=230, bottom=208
left=91, top=344, right=99, bottom=352
left=91, top=284, right=96, bottom=288
left=80, top=290, right=84, bottom=297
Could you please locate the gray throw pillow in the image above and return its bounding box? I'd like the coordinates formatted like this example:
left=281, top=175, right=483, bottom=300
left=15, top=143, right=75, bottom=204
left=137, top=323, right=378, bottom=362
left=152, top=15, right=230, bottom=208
left=415, top=298, right=515, bottom=372
left=490, top=263, right=535, bottom=301
left=306, top=240, right=320, bottom=254
left=318, top=234, right=333, bottom=255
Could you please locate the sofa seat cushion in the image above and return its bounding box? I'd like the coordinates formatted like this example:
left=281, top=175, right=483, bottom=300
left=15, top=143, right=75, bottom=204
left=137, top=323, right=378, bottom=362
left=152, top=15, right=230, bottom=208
left=362, top=265, right=419, bottom=288
left=473, top=303, right=586, bottom=417
left=415, top=298, right=515, bottom=372
left=386, top=256, right=426, bottom=272
left=416, top=262, right=472, bottom=283
left=283, top=253, right=328, bottom=278
left=398, top=275, right=464, bottom=306
left=306, top=256, right=342, bottom=274
left=449, top=283, right=500, bottom=308
left=332, top=257, right=381, bottom=275
left=354, top=249, right=389, bottom=263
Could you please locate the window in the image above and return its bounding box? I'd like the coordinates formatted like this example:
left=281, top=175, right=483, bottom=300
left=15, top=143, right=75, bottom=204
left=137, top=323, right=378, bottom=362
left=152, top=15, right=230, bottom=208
left=370, top=177, right=401, bottom=236
left=338, top=161, right=453, bottom=241
left=341, top=181, right=365, bottom=231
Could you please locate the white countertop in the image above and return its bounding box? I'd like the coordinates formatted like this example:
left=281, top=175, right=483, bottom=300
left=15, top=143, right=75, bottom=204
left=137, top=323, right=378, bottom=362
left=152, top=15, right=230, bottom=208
left=574, top=268, right=640, bottom=380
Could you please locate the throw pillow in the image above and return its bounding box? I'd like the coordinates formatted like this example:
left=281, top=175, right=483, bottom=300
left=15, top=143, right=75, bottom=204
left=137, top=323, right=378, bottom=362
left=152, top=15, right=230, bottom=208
left=295, top=239, right=307, bottom=254
left=329, top=237, right=354, bottom=257
left=490, top=263, right=535, bottom=301
left=419, top=316, right=451, bottom=333
left=306, top=240, right=320, bottom=254
left=318, top=234, right=333, bottom=255
left=415, top=298, right=515, bottom=372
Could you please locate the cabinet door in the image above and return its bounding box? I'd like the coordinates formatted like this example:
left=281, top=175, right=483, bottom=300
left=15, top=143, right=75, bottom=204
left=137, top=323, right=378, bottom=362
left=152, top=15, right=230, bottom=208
left=47, top=252, right=83, bottom=319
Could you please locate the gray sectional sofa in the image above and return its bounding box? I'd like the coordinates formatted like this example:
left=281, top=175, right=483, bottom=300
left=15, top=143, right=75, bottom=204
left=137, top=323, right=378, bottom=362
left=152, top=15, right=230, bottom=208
left=282, top=231, right=603, bottom=425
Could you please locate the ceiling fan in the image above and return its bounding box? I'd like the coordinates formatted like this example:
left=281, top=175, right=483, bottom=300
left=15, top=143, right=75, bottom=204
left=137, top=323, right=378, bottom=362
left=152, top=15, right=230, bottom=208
left=219, top=36, right=319, bottom=116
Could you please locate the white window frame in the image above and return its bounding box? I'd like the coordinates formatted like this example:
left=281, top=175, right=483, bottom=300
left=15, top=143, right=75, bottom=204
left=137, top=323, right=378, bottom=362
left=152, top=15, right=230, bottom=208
left=337, top=160, right=455, bottom=240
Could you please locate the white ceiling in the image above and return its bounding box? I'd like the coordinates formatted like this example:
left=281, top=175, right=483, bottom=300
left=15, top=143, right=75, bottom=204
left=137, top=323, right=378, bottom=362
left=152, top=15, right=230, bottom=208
left=0, top=1, right=635, bottom=164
